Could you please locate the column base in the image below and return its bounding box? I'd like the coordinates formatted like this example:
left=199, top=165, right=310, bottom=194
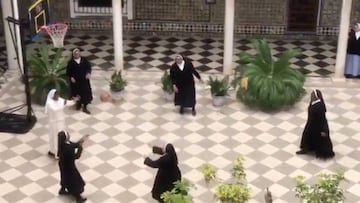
left=331, top=77, right=346, bottom=83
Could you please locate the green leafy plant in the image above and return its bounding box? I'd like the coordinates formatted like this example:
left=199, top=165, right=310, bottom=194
left=294, top=170, right=346, bottom=203
left=161, top=70, right=173, bottom=93
left=161, top=179, right=195, bottom=203
left=208, top=76, right=230, bottom=97
left=200, top=163, right=217, bottom=183
left=200, top=156, right=251, bottom=203
left=233, top=39, right=305, bottom=111
left=110, top=70, right=127, bottom=92
left=28, top=43, right=69, bottom=105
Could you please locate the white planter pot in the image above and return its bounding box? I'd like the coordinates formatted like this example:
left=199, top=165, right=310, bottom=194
left=212, top=95, right=226, bottom=106
left=164, top=91, right=174, bottom=102
left=111, top=90, right=125, bottom=101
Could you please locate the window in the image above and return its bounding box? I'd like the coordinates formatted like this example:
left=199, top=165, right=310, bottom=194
left=69, top=0, right=133, bottom=19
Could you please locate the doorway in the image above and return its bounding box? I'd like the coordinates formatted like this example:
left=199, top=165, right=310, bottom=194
left=287, top=0, right=320, bottom=32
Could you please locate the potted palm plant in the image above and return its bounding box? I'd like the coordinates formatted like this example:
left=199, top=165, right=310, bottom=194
left=294, top=170, right=346, bottom=203
left=233, top=39, right=305, bottom=111
left=208, top=76, right=230, bottom=106
left=28, top=43, right=69, bottom=105
left=161, top=179, right=195, bottom=203
left=161, top=70, right=174, bottom=102
left=110, top=70, right=127, bottom=101
left=200, top=156, right=251, bottom=203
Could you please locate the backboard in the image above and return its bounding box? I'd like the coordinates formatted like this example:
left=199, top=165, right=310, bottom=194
left=28, top=0, right=51, bottom=41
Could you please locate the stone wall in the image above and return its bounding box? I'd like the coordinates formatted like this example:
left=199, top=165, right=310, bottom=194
left=0, top=5, right=3, bottom=33
left=37, top=0, right=359, bottom=38
left=351, top=0, right=360, bottom=23
left=133, top=0, right=286, bottom=25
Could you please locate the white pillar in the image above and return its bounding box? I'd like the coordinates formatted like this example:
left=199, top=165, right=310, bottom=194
left=12, top=0, right=23, bottom=74
left=223, top=0, right=235, bottom=75
left=1, top=0, right=17, bottom=70
left=112, top=0, right=124, bottom=71
left=127, top=0, right=133, bottom=20
left=334, top=0, right=352, bottom=79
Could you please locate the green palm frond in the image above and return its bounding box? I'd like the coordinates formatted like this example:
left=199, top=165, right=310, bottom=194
left=208, top=76, right=230, bottom=96
left=110, top=70, right=127, bottom=92
left=233, top=39, right=305, bottom=111
left=28, top=43, right=70, bottom=105
left=161, top=70, right=173, bottom=93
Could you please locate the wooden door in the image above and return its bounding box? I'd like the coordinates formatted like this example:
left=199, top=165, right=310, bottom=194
left=287, top=0, right=319, bottom=32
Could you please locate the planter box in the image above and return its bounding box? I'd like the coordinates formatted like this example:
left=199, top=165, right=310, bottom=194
left=164, top=91, right=174, bottom=102
left=212, top=95, right=226, bottom=106
left=111, top=90, right=125, bottom=101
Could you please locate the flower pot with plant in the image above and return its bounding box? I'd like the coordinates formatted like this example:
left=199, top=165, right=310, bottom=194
left=161, top=179, right=195, bottom=203
left=161, top=70, right=174, bottom=102
left=28, top=43, right=70, bottom=105
left=208, top=76, right=230, bottom=106
left=110, top=70, right=127, bottom=101
left=294, top=170, right=346, bottom=203
left=200, top=156, right=251, bottom=203
left=232, top=39, right=305, bottom=111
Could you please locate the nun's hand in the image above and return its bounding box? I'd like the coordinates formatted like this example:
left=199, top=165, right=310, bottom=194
left=73, top=96, right=80, bottom=101
left=64, top=99, right=67, bottom=105
left=70, top=77, right=76, bottom=83
left=320, top=132, right=327, bottom=137
left=173, top=85, right=178, bottom=93
left=86, top=73, right=91, bottom=80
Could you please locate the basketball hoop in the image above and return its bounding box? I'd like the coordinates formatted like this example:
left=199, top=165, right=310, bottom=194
left=41, top=23, right=68, bottom=48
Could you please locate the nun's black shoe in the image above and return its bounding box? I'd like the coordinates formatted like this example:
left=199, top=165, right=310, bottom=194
left=58, top=188, right=69, bottom=195
left=179, top=107, right=184, bottom=114
left=76, top=102, right=82, bottom=110
left=192, top=109, right=196, bottom=116
left=48, top=151, right=55, bottom=157
left=76, top=196, right=87, bottom=203
left=296, top=150, right=308, bottom=155
left=83, top=108, right=91, bottom=114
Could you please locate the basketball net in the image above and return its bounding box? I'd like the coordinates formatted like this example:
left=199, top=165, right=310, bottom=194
left=41, top=23, right=68, bottom=48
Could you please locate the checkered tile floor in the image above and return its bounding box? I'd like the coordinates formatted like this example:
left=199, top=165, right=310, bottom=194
left=0, top=32, right=337, bottom=77
left=1, top=70, right=360, bottom=203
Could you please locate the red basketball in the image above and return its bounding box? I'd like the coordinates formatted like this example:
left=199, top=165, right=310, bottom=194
left=100, top=92, right=111, bottom=102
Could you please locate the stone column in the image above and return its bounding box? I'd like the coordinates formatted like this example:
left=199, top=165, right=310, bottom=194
left=1, top=0, right=17, bottom=70
left=223, top=0, right=235, bottom=75
left=334, top=0, right=353, bottom=79
left=112, top=0, right=124, bottom=71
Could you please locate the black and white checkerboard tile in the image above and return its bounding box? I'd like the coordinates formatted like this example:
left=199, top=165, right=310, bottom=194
left=7, top=33, right=336, bottom=77
left=0, top=71, right=360, bottom=203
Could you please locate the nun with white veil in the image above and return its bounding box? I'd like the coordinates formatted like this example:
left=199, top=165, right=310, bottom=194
left=45, top=89, right=74, bottom=158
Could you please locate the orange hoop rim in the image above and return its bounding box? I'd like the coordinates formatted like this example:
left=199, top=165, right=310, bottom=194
left=41, top=23, right=68, bottom=32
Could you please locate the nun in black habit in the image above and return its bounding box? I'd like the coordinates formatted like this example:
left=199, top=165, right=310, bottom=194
left=170, top=55, right=202, bottom=116
left=58, top=131, right=88, bottom=203
left=66, top=48, right=93, bottom=114
left=345, top=23, right=360, bottom=78
left=296, top=89, right=335, bottom=159
left=144, top=143, right=182, bottom=203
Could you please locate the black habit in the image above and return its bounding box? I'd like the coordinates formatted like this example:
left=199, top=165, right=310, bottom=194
left=66, top=58, right=93, bottom=105
left=170, top=60, right=201, bottom=108
left=144, top=146, right=182, bottom=202
left=347, top=30, right=360, bottom=55
left=58, top=137, right=85, bottom=198
left=300, top=101, right=335, bottom=159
